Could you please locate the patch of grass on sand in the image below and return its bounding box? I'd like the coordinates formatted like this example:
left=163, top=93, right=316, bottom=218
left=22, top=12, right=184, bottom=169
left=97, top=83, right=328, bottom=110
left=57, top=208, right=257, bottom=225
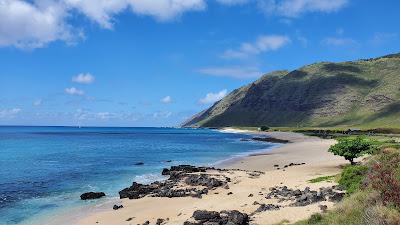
left=308, top=175, right=336, bottom=183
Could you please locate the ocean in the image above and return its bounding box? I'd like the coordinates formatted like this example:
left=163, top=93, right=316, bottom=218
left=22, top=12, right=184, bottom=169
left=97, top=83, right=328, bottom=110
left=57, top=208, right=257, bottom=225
left=0, top=126, right=277, bottom=225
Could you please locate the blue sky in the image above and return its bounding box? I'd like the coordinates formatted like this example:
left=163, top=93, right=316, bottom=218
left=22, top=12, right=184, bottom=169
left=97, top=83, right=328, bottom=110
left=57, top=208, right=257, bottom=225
left=0, top=0, right=399, bottom=127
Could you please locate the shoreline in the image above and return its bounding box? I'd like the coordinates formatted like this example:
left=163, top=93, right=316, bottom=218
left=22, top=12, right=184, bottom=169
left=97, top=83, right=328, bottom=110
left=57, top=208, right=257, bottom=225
left=26, top=128, right=279, bottom=225
left=68, top=131, right=349, bottom=225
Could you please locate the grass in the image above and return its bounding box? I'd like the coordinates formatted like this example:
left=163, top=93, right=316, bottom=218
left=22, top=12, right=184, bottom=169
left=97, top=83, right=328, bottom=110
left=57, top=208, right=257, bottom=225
left=338, top=165, right=368, bottom=194
left=308, top=175, right=336, bottom=183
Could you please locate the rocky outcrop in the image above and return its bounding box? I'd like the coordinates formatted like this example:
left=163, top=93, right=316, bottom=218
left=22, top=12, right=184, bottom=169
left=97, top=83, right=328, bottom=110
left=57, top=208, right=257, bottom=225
left=119, top=165, right=230, bottom=200
left=161, top=165, right=207, bottom=176
left=80, top=192, right=105, bottom=200
left=184, top=210, right=249, bottom=225
left=265, top=186, right=345, bottom=207
left=251, top=137, right=290, bottom=144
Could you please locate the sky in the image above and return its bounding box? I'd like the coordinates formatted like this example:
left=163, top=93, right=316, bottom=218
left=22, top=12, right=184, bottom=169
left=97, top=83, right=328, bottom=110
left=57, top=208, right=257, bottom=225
left=0, top=0, right=399, bottom=127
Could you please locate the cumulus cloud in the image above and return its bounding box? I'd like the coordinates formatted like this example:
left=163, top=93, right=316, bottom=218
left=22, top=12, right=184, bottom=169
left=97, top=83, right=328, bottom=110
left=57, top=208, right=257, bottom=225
left=0, top=0, right=348, bottom=49
left=199, top=89, right=228, bottom=104
left=0, top=108, right=21, bottom=118
left=198, top=66, right=261, bottom=79
left=0, top=0, right=206, bottom=48
left=65, top=87, right=85, bottom=96
left=0, top=0, right=78, bottom=49
left=72, top=73, right=95, bottom=84
left=161, top=96, right=172, bottom=104
left=222, top=35, right=290, bottom=59
left=258, top=0, right=348, bottom=17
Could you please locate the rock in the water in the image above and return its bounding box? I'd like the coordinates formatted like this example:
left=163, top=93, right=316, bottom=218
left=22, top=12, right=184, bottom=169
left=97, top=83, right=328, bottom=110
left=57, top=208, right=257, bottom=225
left=113, top=204, right=123, bottom=210
left=251, top=137, right=290, bottom=143
left=134, top=162, right=144, bottom=165
left=80, top=192, right=105, bottom=200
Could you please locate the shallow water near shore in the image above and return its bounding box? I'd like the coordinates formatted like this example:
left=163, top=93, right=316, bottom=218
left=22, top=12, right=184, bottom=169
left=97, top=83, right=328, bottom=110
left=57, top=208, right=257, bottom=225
left=0, top=126, right=277, bottom=225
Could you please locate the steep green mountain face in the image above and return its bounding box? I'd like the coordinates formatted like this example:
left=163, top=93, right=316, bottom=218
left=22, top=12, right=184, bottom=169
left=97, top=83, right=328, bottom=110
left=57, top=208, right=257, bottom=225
left=183, top=53, right=400, bottom=128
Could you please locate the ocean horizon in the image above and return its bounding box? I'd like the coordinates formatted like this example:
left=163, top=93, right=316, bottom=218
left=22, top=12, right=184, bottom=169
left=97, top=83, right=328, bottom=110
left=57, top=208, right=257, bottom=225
left=0, top=126, right=277, bottom=225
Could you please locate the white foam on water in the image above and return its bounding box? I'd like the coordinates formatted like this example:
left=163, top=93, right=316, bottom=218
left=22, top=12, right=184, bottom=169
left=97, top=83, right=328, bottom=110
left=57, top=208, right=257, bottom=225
left=132, top=172, right=166, bottom=184
left=213, top=143, right=282, bottom=167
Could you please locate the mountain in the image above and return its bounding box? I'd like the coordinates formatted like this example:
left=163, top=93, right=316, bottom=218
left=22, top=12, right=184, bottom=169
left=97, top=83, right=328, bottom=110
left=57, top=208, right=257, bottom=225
left=183, top=53, right=400, bottom=128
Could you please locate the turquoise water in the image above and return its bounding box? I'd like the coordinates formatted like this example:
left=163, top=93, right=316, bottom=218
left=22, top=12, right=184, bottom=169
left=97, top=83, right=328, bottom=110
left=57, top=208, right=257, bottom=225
left=0, top=126, right=276, bottom=224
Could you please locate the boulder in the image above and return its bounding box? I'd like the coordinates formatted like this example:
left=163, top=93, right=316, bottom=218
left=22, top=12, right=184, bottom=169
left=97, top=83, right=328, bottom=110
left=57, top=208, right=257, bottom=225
left=185, top=210, right=249, bottom=225
left=113, top=204, right=123, bottom=210
left=80, top=192, right=105, bottom=200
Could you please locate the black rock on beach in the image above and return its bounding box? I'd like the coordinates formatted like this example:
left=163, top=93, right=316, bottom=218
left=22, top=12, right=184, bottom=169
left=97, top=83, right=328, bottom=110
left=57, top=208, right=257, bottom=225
left=184, top=210, right=249, bottom=225
left=80, top=192, right=106, bottom=200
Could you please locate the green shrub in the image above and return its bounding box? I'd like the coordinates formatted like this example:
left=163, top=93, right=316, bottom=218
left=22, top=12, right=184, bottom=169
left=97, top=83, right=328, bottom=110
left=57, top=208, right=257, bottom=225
left=338, top=165, right=368, bottom=194
left=329, top=136, right=374, bottom=165
left=259, top=126, right=270, bottom=131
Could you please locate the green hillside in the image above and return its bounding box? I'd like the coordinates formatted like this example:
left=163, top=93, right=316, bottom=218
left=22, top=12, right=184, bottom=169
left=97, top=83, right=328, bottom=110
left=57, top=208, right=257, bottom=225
left=183, top=53, right=400, bottom=129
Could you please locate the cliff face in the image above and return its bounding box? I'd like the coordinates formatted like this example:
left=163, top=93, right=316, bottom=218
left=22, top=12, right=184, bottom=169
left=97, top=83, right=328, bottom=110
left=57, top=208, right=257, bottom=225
left=183, top=53, right=400, bottom=128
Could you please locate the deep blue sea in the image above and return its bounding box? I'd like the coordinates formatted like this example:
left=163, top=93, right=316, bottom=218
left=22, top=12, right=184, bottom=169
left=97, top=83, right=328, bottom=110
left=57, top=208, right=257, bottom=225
left=0, top=126, right=276, bottom=225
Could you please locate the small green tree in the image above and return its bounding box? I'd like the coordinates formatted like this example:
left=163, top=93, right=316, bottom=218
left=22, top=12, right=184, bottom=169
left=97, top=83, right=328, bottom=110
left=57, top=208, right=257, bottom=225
left=329, top=136, right=373, bottom=165
left=259, top=126, right=269, bottom=131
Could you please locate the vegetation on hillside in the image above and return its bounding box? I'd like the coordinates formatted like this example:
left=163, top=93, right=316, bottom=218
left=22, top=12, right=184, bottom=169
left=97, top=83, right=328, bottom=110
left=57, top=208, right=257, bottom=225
left=183, top=53, right=400, bottom=129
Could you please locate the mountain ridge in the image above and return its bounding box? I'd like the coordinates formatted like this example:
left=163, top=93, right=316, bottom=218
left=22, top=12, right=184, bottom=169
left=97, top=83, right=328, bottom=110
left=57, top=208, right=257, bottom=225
left=183, top=53, right=400, bottom=128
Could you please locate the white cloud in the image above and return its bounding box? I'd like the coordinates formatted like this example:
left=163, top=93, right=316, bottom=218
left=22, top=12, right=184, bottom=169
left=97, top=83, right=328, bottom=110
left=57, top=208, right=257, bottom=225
left=0, top=0, right=206, bottom=48
left=0, top=0, right=349, bottom=49
left=199, top=89, right=227, bottom=104
left=33, top=99, right=42, bottom=106
left=0, top=0, right=78, bottom=49
left=198, top=66, right=261, bottom=79
left=322, top=37, right=357, bottom=46
left=72, top=73, right=95, bottom=84
left=0, top=108, right=21, bottom=118
left=258, top=0, right=348, bottom=17
left=96, top=112, right=117, bottom=120
left=128, top=0, right=206, bottom=22
left=153, top=111, right=172, bottom=119
left=161, top=96, right=172, bottom=104
left=369, top=32, right=398, bottom=46
left=216, top=0, right=249, bottom=5
left=65, top=87, right=85, bottom=96
left=222, top=35, right=290, bottom=59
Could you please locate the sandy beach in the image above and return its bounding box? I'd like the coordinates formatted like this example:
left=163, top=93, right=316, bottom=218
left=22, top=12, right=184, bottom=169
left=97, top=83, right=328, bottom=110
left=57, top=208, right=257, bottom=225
left=71, top=131, right=348, bottom=225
